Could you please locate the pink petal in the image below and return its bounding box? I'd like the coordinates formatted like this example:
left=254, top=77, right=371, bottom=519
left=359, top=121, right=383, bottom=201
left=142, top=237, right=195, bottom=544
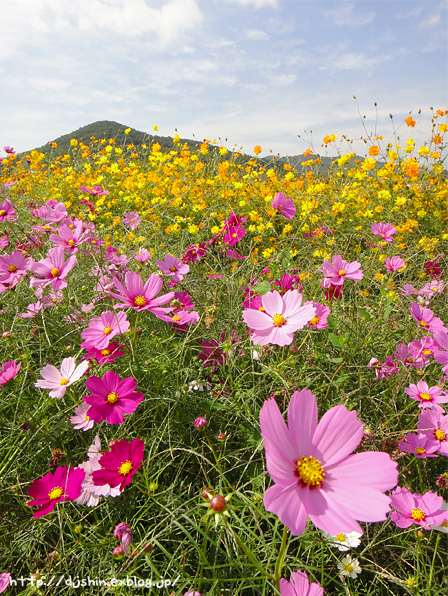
left=263, top=483, right=309, bottom=536
left=287, top=390, right=318, bottom=456
left=312, top=406, right=363, bottom=466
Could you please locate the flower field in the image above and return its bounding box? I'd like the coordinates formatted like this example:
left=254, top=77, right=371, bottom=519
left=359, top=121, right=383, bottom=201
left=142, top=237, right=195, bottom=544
left=0, top=110, right=447, bottom=595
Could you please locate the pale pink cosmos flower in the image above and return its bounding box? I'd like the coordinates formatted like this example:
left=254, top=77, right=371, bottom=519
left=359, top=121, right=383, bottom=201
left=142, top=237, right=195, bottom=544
left=384, top=256, right=405, bottom=272
left=260, top=389, right=398, bottom=536
left=34, top=357, right=89, bottom=399
left=123, top=212, right=141, bottom=230
left=242, top=290, right=316, bottom=346
left=409, top=303, right=447, bottom=333
left=389, top=488, right=448, bottom=529
left=157, top=254, right=190, bottom=283
left=80, top=310, right=130, bottom=351
left=306, top=303, right=330, bottom=330
left=0, top=360, right=21, bottom=385
left=106, top=271, right=175, bottom=317
left=134, top=247, right=151, bottom=262
left=417, top=409, right=448, bottom=456
left=70, top=402, right=94, bottom=431
left=31, top=200, right=67, bottom=223
left=280, top=569, right=323, bottom=596
left=398, top=432, right=439, bottom=458
left=29, top=247, right=77, bottom=291
left=79, top=185, right=109, bottom=196
left=0, top=199, right=17, bottom=223
left=434, top=329, right=448, bottom=374
left=18, top=301, right=43, bottom=318
left=371, top=222, right=397, bottom=243
left=397, top=283, right=421, bottom=297
left=420, top=280, right=445, bottom=299
left=404, top=380, right=448, bottom=412
left=49, top=222, right=89, bottom=254
left=271, top=192, right=296, bottom=220
left=321, top=255, right=363, bottom=286
left=0, top=251, right=32, bottom=284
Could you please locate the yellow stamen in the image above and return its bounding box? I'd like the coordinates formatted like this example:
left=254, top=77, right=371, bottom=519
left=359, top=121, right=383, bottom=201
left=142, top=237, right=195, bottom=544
left=308, top=316, right=319, bottom=326
left=345, top=565, right=353, bottom=573
left=258, top=306, right=265, bottom=312
left=107, top=392, right=118, bottom=404
left=170, top=266, right=177, bottom=272
left=68, top=240, right=74, bottom=245
left=60, top=378, right=70, bottom=385
left=338, top=269, right=346, bottom=276
left=8, top=264, right=18, bottom=272
left=272, top=313, right=286, bottom=327
left=419, top=392, right=432, bottom=401
left=134, top=296, right=146, bottom=307
left=296, top=455, right=325, bottom=487
left=172, top=316, right=181, bottom=322
left=50, top=267, right=60, bottom=277
left=118, top=461, right=132, bottom=475
left=48, top=486, right=63, bottom=500
left=420, top=321, right=428, bottom=327
left=435, top=430, right=446, bottom=441
left=85, top=415, right=89, bottom=421
left=0, top=210, right=6, bottom=216
left=422, top=350, right=432, bottom=355
left=335, top=533, right=346, bottom=542
left=411, top=507, right=425, bottom=521
left=415, top=447, right=426, bottom=455
left=103, top=326, right=112, bottom=335
left=100, top=349, right=111, bottom=356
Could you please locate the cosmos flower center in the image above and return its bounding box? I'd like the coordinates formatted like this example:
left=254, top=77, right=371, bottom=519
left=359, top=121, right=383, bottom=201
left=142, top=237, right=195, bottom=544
left=118, top=460, right=132, bottom=475
left=103, top=326, right=112, bottom=335
left=435, top=429, right=446, bottom=441
left=336, top=533, right=346, bottom=542
left=277, top=205, right=283, bottom=211
left=172, top=316, right=181, bottom=322
left=68, top=240, right=75, bottom=245
left=441, top=521, right=448, bottom=528
left=433, top=287, right=438, bottom=292
left=411, top=507, right=426, bottom=521
left=420, top=321, right=428, bottom=327
left=422, top=350, right=432, bottom=355
left=170, top=266, right=177, bottom=272
left=85, top=415, right=89, bottom=421
left=0, top=210, right=6, bottom=216
left=107, top=392, right=119, bottom=404
left=101, top=348, right=111, bottom=356
left=405, top=357, right=414, bottom=364
left=8, top=264, right=18, bottom=272
left=258, top=306, right=265, bottom=312
left=296, top=455, right=325, bottom=487
left=51, top=268, right=60, bottom=277
left=60, top=378, right=70, bottom=386
left=345, top=565, right=354, bottom=573
left=134, top=296, right=147, bottom=307
left=48, top=486, right=63, bottom=500
left=419, top=392, right=431, bottom=401
left=338, top=269, right=346, bottom=276
left=309, top=316, right=319, bottom=326
left=415, top=447, right=425, bottom=455
left=273, top=314, right=286, bottom=327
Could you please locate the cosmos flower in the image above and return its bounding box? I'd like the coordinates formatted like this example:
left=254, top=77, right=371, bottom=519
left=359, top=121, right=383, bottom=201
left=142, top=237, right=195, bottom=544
left=389, top=488, right=448, bottom=530
left=279, top=570, right=323, bottom=596
left=384, top=256, right=406, bottom=272
left=29, top=247, right=77, bottom=291
left=271, top=192, right=296, bottom=220
left=260, top=389, right=398, bottom=536
left=183, top=243, right=208, bottom=263
left=79, top=185, right=109, bottom=196
left=404, top=380, right=448, bottom=412
left=417, top=409, right=448, bottom=455
left=69, top=402, right=95, bottom=431
left=0, top=199, right=18, bottom=223
left=0, top=574, right=10, bottom=594
left=398, top=432, right=439, bottom=458
left=157, top=254, right=189, bottom=283
left=49, top=222, right=89, bottom=254
left=106, top=271, right=175, bottom=317
left=114, top=522, right=133, bottom=555
left=31, top=200, right=67, bottom=223
left=123, top=212, right=141, bottom=230
left=27, top=466, right=85, bottom=518
left=83, top=371, right=144, bottom=424
left=34, top=357, right=89, bottom=399
left=0, top=360, right=21, bottom=385
left=134, top=247, right=152, bottom=262
left=92, top=438, right=144, bottom=491
left=370, top=222, right=397, bottom=243
left=306, top=303, right=330, bottom=330
left=409, top=303, right=447, bottom=333
left=80, top=310, right=130, bottom=351
left=434, top=329, right=448, bottom=375
left=321, top=255, right=363, bottom=286
left=0, top=251, right=32, bottom=284
left=83, top=342, right=125, bottom=364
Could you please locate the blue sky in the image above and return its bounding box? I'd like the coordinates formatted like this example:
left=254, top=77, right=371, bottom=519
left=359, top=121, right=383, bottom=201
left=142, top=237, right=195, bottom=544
left=1, top=0, right=446, bottom=158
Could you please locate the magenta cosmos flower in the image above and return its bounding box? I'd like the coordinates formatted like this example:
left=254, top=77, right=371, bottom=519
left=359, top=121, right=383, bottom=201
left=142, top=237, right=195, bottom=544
left=134, top=247, right=151, bottom=262
left=404, top=380, right=448, bottom=411
left=157, top=254, right=189, bottom=283
left=280, top=570, right=323, bottom=596
left=0, top=251, right=32, bottom=284
left=92, top=438, right=144, bottom=491
left=434, top=329, right=448, bottom=375
left=321, top=255, right=363, bottom=286
left=260, top=389, right=398, bottom=535
left=418, top=409, right=448, bottom=456
left=79, top=185, right=109, bottom=196
left=0, top=199, right=17, bottom=223
left=35, top=357, right=89, bottom=399
left=409, top=303, right=447, bottom=333
left=384, top=256, right=405, bottom=273
left=106, top=271, right=174, bottom=316
left=183, top=243, right=208, bottom=263
left=242, top=290, right=316, bottom=346
left=49, top=222, right=89, bottom=254
left=389, top=488, right=448, bottom=529
left=27, top=466, right=85, bottom=518
left=84, top=371, right=144, bottom=424
left=114, top=522, right=133, bottom=555
left=123, top=212, right=141, bottom=230
left=306, top=303, right=330, bottom=330
left=29, top=247, right=77, bottom=291
left=81, top=310, right=130, bottom=351
left=0, top=360, right=21, bottom=385
left=371, top=222, right=397, bottom=243
left=271, top=192, right=296, bottom=220
left=83, top=342, right=125, bottom=364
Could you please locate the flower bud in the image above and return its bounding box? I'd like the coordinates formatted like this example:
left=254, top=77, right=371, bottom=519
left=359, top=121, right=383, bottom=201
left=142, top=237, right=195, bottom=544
left=217, top=433, right=226, bottom=441
left=209, top=494, right=226, bottom=512
left=194, top=417, right=207, bottom=430
left=289, top=345, right=299, bottom=354
left=113, top=545, right=124, bottom=557
left=201, top=487, right=213, bottom=499
left=2, top=331, right=11, bottom=339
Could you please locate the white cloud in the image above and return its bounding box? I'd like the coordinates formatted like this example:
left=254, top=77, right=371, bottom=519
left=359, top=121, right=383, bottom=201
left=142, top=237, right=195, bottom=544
left=219, top=0, right=278, bottom=8
left=321, top=2, right=375, bottom=26
left=245, top=29, right=269, bottom=40
left=419, top=13, right=442, bottom=27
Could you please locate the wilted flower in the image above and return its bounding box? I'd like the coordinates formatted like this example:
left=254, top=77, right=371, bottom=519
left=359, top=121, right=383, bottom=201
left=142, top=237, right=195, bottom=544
left=114, top=522, right=133, bottom=555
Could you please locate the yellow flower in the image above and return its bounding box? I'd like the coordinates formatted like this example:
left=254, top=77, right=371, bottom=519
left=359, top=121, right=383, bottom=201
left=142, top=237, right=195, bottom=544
left=418, top=146, right=430, bottom=156
left=125, top=128, right=131, bottom=135
left=254, top=146, right=262, bottom=155
left=211, top=226, right=221, bottom=235
left=152, top=125, right=158, bottom=131
left=374, top=272, right=384, bottom=281
left=70, top=139, right=78, bottom=146
left=188, top=224, right=199, bottom=234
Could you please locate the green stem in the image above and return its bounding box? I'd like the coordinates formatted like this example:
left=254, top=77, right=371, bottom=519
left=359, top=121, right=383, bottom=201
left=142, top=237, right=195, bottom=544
left=274, top=525, right=288, bottom=595
left=427, top=532, right=440, bottom=595
left=223, top=519, right=274, bottom=580
left=196, top=519, right=209, bottom=593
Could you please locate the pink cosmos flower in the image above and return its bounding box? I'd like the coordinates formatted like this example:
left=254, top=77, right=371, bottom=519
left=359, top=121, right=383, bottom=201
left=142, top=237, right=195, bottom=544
left=134, top=247, right=152, bottom=262
left=389, top=488, right=448, bottom=529
left=123, top=212, right=141, bottom=230
left=83, top=342, right=125, bottom=364
left=115, top=523, right=133, bottom=555
left=367, top=356, right=400, bottom=379
left=242, top=290, right=316, bottom=346
left=171, top=291, right=195, bottom=312
left=306, top=303, right=330, bottom=330
left=106, top=271, right=175, bottom=317
left=420, top=280, right=445, bottom=299
left=321, top=281, right=343, bottom=301
left=404, top=380, right=448, bottom=411
left=226, top=248, right=247, bottom=260
left=3, top=146, right=15, bottom=154
left=271, top=273, right=302, bottom=295
left=18, top=301, right=43, bottom=319
left=409, top=303, right=447, bottom=333
left=0, top=234, right=8, bottom=248
left=397, top=283, right=421, bottom=297
left=260, top=389, right=398, bottom=535
left=0, top=251, right=31, bottom=285
left=280, top=569, right=323, bottom=596
left=80, top=310, right=130, bottom=351
left=0, top=199, right=17, bottom=223
left=84, top=371, right=144, bottom=424
left=407, top=336, right=440, bottom=368
left=27, top=466, right=85, bottom=518
left=398, top=432, right=439, bottom=458
left=79, top=185, right=109, bottom=196
left=70, top=402, right=94, bottom=431
left=183, top=243, right=208, bottom=263
left=32, top=200, right=67, bottom=223
left=321, top=255, right=363, bottom=286
left=49, top=222, right=89, bottom=254
left=384, top=256, right=405, bottom=273
left=92, top=438, right=144, bottom=491
left=271, top=192, right=296, bottom=220
left=371, top=222, right=397, bottom=243
left=0, top=574, right=10, bottom=594
left=223, top=224, right=245, bottom=246
left=434, top=329, right=448, bottom=374
left=34, top=357, right=89, bottom=399
left=0, top=360, right=21, bottom=385
left=159, top=310, right=200, bottom=328
left=76, top=435, right=122, bottom=506
left=417, top=409, right=448, bottom=456
left=157, top=254, right=189, bottom=283
left=29, top=247, right=77, bottom=291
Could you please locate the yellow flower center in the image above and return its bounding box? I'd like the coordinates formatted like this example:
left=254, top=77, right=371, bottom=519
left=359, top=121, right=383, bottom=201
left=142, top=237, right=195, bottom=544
left=172, top=316, right=181, bottom=322
left=411, top=507, right=426, bottom=521
left=0, top=210, right=6, bottom=216
left=422, top=349, right=432, bottom=355
left=107, top=392, right=118, bottom=404
left=60, top=378, right=70, bottom=385
left=170, top=266, right=177, bottom=272
left=103, top=326, right=112, bottom=335
left=336, top=533, right=346, bottom=542
left=258, top=306, right=265, bottom=312
left=440, top=521, right=448, bottom=527
left=296, top=455, right=325, bottom=487
left=134, top=295, right=146, bottom=307
left=69, top=224, right=74, bottom=229
left=435, top=429, right=446, bottom=441
left=100, top=348, right=111, bottom=356
left=273, top=313, right=286, bottom=327
left=309, top=316, right=319, bottom=326
left=51, top=268, right=60, bottom=277
left=118, top=460, right=132, bottom=475
left=419, top=392, right=432, bottom=401
left=345, top=565, right=353, bottom=573
left=433, top=287, right=438, bottom=292
left=415, top=447, right=426, bottom=455
left=48, top=486, right=63, bottom=500
left=85, top=415, right=89, bottom=421
left=338, top=269, right=346, bottom=276
left=68, top=240, right=75, bottom=245
left=8, top=264, right=18, bottom=272
left=420, top=321, right=427, bottom=327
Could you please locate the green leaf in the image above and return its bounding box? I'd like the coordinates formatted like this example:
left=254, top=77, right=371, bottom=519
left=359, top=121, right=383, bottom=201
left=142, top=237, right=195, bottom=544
left=254, top=281, right=272, bottom=295
left=383, top=306, right=392, bottom=320
left=329, top=333, right=346, bottom=347
left=327, top=315, right=338, bottom=328
left=358, top=309, right=371, bottom=321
